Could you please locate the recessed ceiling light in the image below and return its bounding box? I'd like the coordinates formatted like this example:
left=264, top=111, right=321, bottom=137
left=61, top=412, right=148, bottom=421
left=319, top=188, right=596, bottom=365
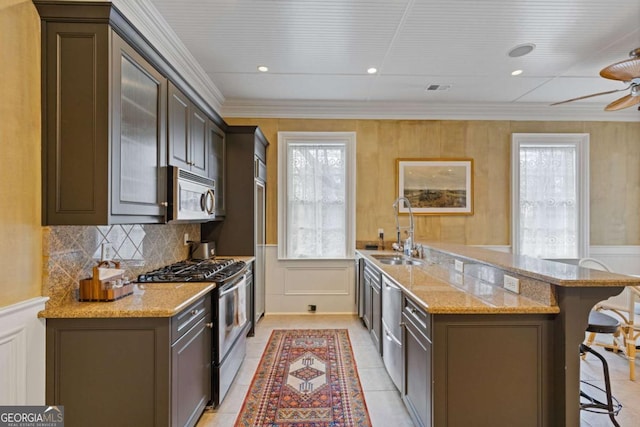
left=511, top=69, right=523, bottom=76
left=367, top=67, right=378, bottom=74
left=257, top=65, right=269, bottom=72
left=508, top=43, right=536, bottom=58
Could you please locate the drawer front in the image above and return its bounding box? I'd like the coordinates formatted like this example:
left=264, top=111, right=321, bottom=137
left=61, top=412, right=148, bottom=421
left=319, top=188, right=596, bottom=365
left=364, top=263, right=381, bottom=290
left=363, top=262, right=377, bottom=280
left=403, top=296, right=431, bottom=340
left=171, top=293, right=211, bottom=343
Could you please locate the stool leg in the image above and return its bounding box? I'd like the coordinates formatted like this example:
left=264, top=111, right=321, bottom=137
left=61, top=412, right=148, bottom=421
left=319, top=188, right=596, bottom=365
left=582, top=332, right=596, bottom=360
left=581, top=343, right=620, bottom=427
left=629, top=339, right=636, bottom=381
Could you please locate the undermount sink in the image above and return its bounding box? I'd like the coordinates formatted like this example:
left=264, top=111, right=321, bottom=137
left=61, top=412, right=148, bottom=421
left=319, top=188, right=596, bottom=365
left=371, top=254, right=424, bottom=266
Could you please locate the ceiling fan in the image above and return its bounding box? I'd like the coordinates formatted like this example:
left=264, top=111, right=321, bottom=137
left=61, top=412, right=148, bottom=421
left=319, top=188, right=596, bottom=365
left=552, top=47, right=640, bottom=111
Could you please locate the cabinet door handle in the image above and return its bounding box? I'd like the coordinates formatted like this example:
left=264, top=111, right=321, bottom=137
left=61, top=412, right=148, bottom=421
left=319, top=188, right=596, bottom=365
left=191, top=309, right=198, bottom=316
left=205, top=322, right=213, bottom=329
left=160, top=202, right=168, bottom=207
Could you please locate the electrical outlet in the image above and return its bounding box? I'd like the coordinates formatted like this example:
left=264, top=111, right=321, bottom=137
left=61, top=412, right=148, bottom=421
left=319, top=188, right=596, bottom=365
left=453, top=273, right=463, bottom=285
left=504, top=274, right=520, bottom=294
left=454, top=259, right=464, bottom=273
left=101, top=243, right=114, bottom=261
left=183, top=233, right=190, bottom=246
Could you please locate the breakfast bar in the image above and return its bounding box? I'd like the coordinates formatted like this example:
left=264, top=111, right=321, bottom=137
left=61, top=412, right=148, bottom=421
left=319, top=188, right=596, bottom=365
left=358, top=242, right=639, bottom=427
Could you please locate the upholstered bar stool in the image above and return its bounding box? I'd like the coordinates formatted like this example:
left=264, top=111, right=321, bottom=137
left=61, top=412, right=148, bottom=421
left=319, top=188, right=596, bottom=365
left=580, top=310, right=623, bottom=426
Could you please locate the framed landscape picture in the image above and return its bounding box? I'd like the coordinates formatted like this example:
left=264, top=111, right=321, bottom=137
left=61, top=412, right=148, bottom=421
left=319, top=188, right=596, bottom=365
left=396, top=158, right=474, bottom=215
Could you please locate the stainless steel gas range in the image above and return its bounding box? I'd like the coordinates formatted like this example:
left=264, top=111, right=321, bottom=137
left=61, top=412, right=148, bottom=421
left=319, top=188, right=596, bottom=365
left=138, top=258, right=252, bottom=407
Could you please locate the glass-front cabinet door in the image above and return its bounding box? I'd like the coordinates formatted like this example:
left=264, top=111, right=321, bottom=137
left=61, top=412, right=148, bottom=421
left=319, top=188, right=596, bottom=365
left=111, top=32, right=167, bottom=220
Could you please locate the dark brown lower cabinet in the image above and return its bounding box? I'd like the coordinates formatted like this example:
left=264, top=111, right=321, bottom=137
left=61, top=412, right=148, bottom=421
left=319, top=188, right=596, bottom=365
left=402, top=298, right=432, bottom=427
left=370, top=274, right=382, bottom=354
left=363, top=261, right=382, bottom=354
left=401, top=293, right=555, bottom=427
left=46, top=294, right=212, bottom=427
left=362, top=267, right=372, bottom=330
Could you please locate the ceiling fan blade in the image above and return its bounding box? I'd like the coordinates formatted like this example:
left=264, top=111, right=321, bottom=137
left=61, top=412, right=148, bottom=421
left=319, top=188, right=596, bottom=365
left=604, top=94, right=640, bottom=111
left=550, top=87, right=630, bottom=106
left=600, top=57, right=640, bottom=81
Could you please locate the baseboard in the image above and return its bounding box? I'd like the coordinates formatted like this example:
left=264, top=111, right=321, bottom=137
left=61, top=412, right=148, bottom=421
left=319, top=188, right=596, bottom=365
left=264, top=312, right=357, bottom=316
left=0, top=297, right=48, bottom=405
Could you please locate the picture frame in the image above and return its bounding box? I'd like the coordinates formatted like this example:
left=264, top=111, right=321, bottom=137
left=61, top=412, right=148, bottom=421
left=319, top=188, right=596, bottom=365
left=396, top=158, right=474, bottom=215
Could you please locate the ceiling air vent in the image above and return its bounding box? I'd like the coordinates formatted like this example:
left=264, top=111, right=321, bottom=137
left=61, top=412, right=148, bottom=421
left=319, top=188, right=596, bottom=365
left=425, top=84, right=452, bottom=92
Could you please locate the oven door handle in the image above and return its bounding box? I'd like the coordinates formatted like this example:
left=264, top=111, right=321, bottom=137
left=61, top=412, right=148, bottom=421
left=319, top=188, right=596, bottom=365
left=218, top=277, right=245, bottom=297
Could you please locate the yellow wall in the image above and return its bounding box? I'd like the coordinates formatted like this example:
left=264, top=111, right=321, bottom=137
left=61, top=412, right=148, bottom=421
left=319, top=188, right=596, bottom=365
left=225, top=118, right=640, bottom=247
left=0, top=1, right=42, bottom=307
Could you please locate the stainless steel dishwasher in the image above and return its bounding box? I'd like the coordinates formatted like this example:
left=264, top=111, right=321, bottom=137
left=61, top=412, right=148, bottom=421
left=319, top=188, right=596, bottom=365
left=382, top=275, right=403, bottom=391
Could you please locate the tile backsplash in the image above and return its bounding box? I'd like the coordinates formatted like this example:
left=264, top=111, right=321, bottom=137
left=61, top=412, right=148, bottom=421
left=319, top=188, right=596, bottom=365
left=43, top=223, right=200, bottom=307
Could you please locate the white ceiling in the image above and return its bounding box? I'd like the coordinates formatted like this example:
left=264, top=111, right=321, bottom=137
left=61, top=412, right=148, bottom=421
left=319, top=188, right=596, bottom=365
left=144, top=0, right=640, bottom=121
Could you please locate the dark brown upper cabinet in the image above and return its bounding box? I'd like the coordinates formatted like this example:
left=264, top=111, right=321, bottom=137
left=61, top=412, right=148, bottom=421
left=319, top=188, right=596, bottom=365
left=168, top=83, right=209, bottom=177
left=208, top=120, right=226, bottom=217
left=36, top=3, right=168, bottom=225
left=35, top=1, right=227, bottom=225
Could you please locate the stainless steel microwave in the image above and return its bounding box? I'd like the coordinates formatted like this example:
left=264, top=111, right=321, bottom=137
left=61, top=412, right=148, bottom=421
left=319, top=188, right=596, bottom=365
left=168, top=167, right=216, bottom=222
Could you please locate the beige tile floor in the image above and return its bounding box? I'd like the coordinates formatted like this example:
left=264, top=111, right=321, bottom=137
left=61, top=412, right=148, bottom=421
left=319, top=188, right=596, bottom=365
left=196, top=314, right=640, bottom=427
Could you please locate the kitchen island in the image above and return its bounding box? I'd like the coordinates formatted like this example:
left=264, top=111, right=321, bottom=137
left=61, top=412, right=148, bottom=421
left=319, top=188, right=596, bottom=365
left=358, top=243, right=639, bottom=427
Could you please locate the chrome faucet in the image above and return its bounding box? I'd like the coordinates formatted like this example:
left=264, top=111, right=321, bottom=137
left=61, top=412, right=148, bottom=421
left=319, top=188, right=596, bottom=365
left=392, top=196, right=417, bottom=257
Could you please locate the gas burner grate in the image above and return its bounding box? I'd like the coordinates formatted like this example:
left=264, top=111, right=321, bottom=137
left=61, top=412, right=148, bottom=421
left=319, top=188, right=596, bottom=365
left=137, top=259, right=244, bottom=283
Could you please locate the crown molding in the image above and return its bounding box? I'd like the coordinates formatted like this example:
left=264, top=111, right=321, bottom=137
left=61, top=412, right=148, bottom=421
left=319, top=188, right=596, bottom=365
left=221, top=99, right=640, bottom=122
left=111, top=0, right=225, bottom=113
left=55, top=1, right=638, bottom=124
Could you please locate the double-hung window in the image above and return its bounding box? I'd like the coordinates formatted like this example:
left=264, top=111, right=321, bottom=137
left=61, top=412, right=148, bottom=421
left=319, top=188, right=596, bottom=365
left=511, top=133, right=589, bottom=259
left=278, top=132, right=356, bottom=259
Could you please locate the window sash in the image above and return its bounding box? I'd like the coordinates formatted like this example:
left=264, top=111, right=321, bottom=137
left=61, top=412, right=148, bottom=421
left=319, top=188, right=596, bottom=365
left=278, top=133, right=355, bottom=260
left=511, top=134, right=589, bottom=259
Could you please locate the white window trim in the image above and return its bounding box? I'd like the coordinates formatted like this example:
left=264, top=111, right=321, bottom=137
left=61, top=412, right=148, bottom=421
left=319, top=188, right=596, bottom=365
left=511, top=133, right=590, bottom=258
left=277, top=131, right=356, bottom=260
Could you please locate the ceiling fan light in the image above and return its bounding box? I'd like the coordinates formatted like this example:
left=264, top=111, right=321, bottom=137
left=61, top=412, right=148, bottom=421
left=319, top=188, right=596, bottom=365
left=508, top=43, right=536, bottom=58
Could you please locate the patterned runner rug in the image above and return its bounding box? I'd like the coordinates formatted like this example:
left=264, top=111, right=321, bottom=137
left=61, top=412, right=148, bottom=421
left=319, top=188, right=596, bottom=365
left=234, top=329, right=372, bottom=426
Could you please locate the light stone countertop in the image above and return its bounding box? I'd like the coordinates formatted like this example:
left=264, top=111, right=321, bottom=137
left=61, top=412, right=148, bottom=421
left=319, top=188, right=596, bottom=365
left=423, top=242, right=640, bottom=287
left=39, top=255, right=256, bottom=319
left=358, top=249, right=560, bottom=315
left=39, top=282, right=215, bottom=318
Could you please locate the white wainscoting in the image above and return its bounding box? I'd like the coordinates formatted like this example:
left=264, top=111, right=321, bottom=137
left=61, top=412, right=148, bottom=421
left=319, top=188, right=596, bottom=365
left=265, top=245, right=356, bottom=314
left=589, top=246, right=640, bottom=276
left=472, top=245, right=512, bottom=253
left=0, top=297, right=48, bottom=405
